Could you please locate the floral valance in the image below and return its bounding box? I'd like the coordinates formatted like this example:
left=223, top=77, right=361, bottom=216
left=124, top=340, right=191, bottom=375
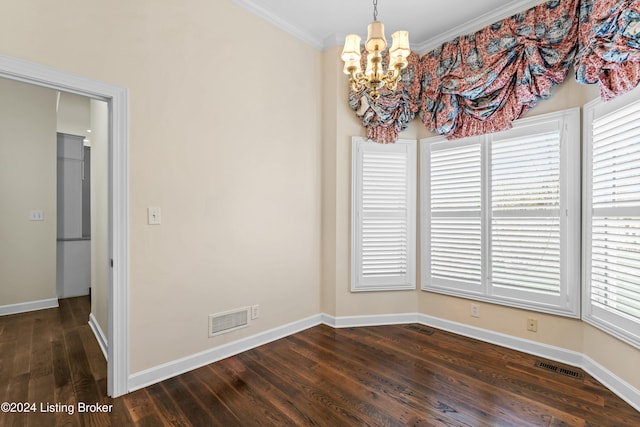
left=348, top=0, right=640, bottom=143
left=420, top=0, right=579, bottom=139
left=575, top=0, right=640, bottom=100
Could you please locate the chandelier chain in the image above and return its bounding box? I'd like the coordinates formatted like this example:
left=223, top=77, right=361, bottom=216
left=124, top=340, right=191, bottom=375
left=373, top=0, right=378, bottom=21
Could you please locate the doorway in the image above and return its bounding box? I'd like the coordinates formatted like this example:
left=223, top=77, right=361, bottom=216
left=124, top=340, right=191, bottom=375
left=0, top=53, right=129, bottom=397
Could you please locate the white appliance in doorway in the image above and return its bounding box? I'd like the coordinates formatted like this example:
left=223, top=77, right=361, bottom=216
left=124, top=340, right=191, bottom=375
left=56, top=132, right=91, bottom=298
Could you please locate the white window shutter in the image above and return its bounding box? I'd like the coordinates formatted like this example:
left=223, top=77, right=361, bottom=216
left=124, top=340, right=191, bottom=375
left=490, top=124, right=564, bottom=306
left=422, top=137, right=483, bottom=295
left=584, top=90, right=640, bottom=348
left=421, top=109, right=580, bottom=317
left=351, top=138, right=416, bottom=292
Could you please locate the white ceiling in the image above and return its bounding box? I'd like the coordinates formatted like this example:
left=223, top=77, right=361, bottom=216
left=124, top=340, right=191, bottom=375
left=234, top=0, right=545, bottom=52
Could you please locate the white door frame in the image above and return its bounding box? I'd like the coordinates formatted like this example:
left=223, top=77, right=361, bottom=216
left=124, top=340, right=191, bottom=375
left=0, top=54, right=129, bottom=397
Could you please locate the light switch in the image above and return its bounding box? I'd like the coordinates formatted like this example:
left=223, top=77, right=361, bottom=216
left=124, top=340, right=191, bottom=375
left=29, top=210, right=44, bottom=221
left=147, top=207, right=161, bottom=225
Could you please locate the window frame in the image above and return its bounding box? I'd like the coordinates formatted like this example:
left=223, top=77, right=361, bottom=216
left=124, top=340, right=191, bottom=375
left=582, top=88, right=640, bottom=349
left=421, top=109, right=581, bottom=317
left=422, top=135, right=485, bottom=297
left=351, top=137, right=417, bottom=292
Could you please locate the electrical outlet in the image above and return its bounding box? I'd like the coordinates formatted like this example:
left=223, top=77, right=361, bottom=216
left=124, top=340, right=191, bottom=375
left=251, top=304, right=260, bottom=320
left=527, top=318, right=538, bottom=332
left=471, top=303, right=480, bottom=318
left=29, top=210, right=44, bottom=221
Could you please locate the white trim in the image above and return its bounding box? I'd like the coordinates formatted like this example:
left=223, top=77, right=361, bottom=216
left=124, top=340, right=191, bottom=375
left=125, top=310, right=639, bottom=412
left=325, top=312, right=584, bottom=366
left=416, top=313, right=640, bottom=413
left=328, top=312, right=640, bottom=412
left=324, top=33, right=346, bottom=51
left=232, top=0, right=324, bottom=50
left=321, top=313, right=419, bottom=328
left=89, top=313, right=108, bottom=360
left=235, top=0, right=542, bottom=52
left=0, top=298, right=59, bottom=316
left=108, top=77, right=130, bottom=398
left=582, top=355, right=640, bottom=413
left=416, top=313, right=584, bottom=366
left=582, top=88, right=640, bottom=351
left=414, top=0, right=542, bottom=54
left=128, top=314, right=323, bottom=392
left=0, top=53, right=130, bottom=398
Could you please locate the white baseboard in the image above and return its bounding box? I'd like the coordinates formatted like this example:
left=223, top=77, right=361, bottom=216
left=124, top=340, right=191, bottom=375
left=0, top=298, right=58, bottom=316
left=88, top=313, right=108, bottom=361
left=416, top=313, right=639, bottom=413
left=416, top=314, right=586, bottom=366
left=321, top=312, right=418, bottom=328
left=128, top=314, right=323, bottom=392
left=582, top=355, right=640, bottom=413
left=126, top=310, right=640, bottom=413
left=327, top=312, right=639, bottom=413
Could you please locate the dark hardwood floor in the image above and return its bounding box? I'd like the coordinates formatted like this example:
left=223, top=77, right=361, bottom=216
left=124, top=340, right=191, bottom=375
left=1, top=297, right=638, bottom=426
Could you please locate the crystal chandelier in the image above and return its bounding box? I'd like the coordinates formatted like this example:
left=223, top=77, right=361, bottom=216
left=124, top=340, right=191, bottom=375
left=341, top=0, right=410, bottom=102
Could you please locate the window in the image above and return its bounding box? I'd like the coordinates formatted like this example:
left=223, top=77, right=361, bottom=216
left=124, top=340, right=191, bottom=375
left=583, top=89, right=640, bottom=348
left=426, top=137, right=483, bottom=295
left=351, top=138, right=416, bottom=291
left=421, top=109, right=580, bottom=317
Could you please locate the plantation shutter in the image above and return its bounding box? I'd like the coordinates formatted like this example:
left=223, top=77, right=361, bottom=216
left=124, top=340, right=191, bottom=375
left=490, top=129, right=562, bottom=300
left=351, top=138, right=416, bottom=291
left=585, top=94, right=640, bottom=347
left=421, top=109, right=580, bottom=317
left=424, top=137, right=483, bottom=294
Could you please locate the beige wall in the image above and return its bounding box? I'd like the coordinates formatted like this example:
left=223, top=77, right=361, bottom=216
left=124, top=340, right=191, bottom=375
left=321, top=46, right=419, bottom=317
left=0, top=0, right=322, bottom=372
left=90, top=99, right=110, bottom=335
left=584, top=324, right=640, bottom=389
left=0, top=79, right=57, bottom=306
left=321, top=44, right=339, bottom=316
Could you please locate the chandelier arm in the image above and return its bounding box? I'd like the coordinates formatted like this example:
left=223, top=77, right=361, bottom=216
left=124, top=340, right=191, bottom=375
left=376, top=66, right=399, bottom=91
left=385, top=78, right=399, bottom=92
left=350, top=70, right=367, bottom=93
left=388, top=66, right=400, bottom=81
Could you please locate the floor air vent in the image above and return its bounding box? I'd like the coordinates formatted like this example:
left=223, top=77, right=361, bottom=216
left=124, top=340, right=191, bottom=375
left=405, top=325, right=435, bottom=335
left=534, top=360, right=584, bottom=380
left=209, top=307, right=250, bottom=337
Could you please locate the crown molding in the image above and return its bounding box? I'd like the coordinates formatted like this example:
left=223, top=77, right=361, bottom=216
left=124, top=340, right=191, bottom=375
left=233, top=0, right=324, bottom=50
left=413, top=0, right=545, bottom=54
left=324, top=33, right=347, bottom=51
left=236, top=0, right=545, bottom=53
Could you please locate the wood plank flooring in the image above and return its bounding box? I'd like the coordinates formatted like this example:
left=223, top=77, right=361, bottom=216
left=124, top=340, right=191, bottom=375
left=1, top=297, right=639, bottom=426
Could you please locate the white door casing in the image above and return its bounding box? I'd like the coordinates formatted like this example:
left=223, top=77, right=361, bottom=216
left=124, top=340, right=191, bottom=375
left=0, top=54, right=130, bottom=397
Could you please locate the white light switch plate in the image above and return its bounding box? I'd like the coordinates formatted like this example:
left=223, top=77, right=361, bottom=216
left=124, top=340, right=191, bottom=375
left=147, top=207, right=161, bottom=225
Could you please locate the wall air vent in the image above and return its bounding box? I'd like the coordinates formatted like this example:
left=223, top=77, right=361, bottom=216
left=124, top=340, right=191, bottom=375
left=208, top=307, right=250, bottom=337
left=534, top=360, right=584, bottom=380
